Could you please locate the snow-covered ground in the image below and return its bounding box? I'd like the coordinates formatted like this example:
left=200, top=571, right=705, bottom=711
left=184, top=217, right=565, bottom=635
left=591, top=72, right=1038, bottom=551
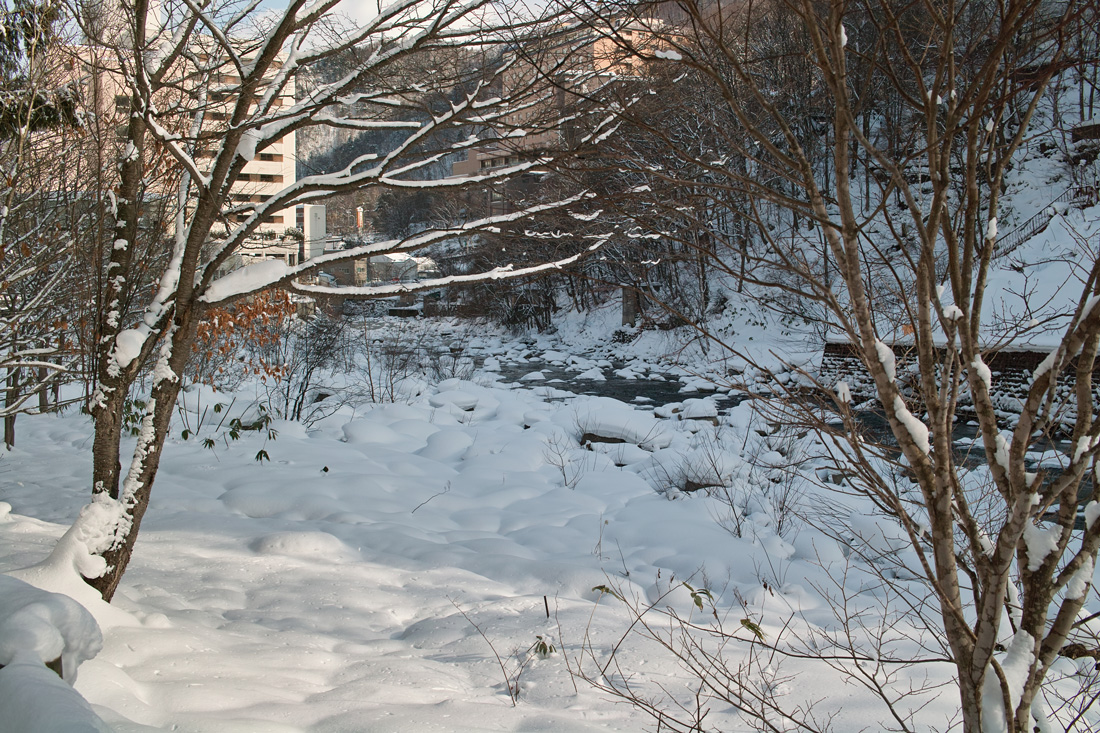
left=1, top=327, right=1096, bottom=732
left=0, top=350, right=955, bottom=732
left=4, top=93, right=1100, bottom=730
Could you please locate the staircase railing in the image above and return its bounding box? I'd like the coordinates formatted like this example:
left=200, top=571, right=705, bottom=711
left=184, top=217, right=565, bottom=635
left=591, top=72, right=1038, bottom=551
left=993, top=185, right=1096, bottom=259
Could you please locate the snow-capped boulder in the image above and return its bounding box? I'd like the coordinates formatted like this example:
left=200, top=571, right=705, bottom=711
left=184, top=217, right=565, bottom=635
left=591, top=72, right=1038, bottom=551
left=562, top=397, right=673, bottom=450
left=0, top=575, right=102, bottom=683
left=0, top=659, right=111, bottom=732
left=681, top=398, right=719, bottom=426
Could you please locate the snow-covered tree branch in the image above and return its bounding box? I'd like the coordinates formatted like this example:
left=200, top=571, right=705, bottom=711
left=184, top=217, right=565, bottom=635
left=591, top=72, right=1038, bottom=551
left=557, top=0, right=1100, bottom=729
left=50, top=0, right=606, bottom=602
left=0, top=0, right=83, bottom=445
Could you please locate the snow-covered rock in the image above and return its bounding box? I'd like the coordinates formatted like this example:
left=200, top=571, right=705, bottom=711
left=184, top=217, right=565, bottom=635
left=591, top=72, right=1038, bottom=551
left=0, top=658, right=111, bottom=733
left=680, top=398, right=719, bottom=425
left=0, top=575, right=102, bottom=682
left=429, top=389, right=482, bottom=410
left=564, top=398, right=673, bottom=450
left=574, top=366, right=606, bottom=381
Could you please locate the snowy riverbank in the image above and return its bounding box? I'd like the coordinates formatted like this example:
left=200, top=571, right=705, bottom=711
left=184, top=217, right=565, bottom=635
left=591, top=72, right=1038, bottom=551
left=0, top=362, right=981, bottom=732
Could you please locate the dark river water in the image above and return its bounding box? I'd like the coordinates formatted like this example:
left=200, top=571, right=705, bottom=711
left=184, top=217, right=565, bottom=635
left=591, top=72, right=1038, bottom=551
left=495, top=357, right=1088, bottom=523
left=495, top=359, right=747, bottom=408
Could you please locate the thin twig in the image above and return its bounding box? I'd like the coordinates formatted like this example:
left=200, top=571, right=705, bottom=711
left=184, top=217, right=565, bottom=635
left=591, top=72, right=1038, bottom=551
left=450, top=598, right=517, bottom=707
left=411, top=481, right=451, bottom=514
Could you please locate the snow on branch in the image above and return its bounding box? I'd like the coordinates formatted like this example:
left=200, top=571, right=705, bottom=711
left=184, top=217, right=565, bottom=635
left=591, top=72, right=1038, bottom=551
left=201, top=192, right=595, bottom=304
left=177, top=0, right=248, bottom=77
left=206, top=144, right=559, bottom=273
left=891, top=396, right=930, bottom=454
left=293, top=238, right=608, bottom=299
left=142, top=114, right=210, bottom=192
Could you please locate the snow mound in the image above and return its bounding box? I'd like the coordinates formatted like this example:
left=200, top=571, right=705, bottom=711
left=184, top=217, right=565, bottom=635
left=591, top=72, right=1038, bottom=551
left=679, top=447, right=741, bottom=489
left=415, top=429, right=474, bottom=462
left=428, top=384, right=502, bottom=421
left=0, top=576, right=102, bottom=682
left=341, top=419, right=406, bottom=446
left=653, top=402, right=681, bottom=418
left=7, top=500, right=140, bottom=631
left=846, top=514, right=910, bottom=557
left=586, top=441, right=652, bottom=466
left=565, top=397, right=673, bottom=450
left=219, top=483, right=350, bottom=521
left=249, top=531, right=359, bottom=560
left=429, top=390, right=481, bottom=410
left=0, top=658, right=111, bottom=732
left=681, top=398, right=718, bottom=420
left=680, top=376, right=717, bottom=392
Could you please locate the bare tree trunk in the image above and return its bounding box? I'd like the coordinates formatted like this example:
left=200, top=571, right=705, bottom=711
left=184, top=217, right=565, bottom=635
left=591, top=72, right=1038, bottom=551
left=37, top=366, right=48, bottom=412
left=55, top=0, right=607, bottom=603
left=4, top=370, right=17, bottom=448
left=88, top=320, right=189, bottom=600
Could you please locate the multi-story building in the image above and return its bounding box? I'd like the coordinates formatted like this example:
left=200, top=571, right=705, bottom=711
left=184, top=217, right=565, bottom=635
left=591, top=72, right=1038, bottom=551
left=68, top=30, right=299, bottom=268
left=204, top=71, right=298, bottom=236
left=450, top=17, right=672, bottom=213
left=203, top=67, right=300, bottom=269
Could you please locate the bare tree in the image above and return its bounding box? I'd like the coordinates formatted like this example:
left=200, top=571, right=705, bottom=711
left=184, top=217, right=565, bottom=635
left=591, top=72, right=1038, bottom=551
left=558, top=0, right=1100, bottom=730
left=0, top=0, right=86, bottom=446
left=42, top=0, right=612, bottom=602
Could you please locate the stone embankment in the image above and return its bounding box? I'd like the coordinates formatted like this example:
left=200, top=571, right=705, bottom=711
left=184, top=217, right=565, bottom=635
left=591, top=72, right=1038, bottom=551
left=820, top=340, right=1100, bottom=425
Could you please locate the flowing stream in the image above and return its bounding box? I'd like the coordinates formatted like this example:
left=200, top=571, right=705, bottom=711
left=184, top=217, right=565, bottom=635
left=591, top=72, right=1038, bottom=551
left=495, top=359, right=744, bottom=407
left=493, top=357, right=1089, bottom=524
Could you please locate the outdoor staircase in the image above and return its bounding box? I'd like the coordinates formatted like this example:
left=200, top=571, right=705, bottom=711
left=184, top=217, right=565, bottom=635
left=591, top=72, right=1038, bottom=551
left=992, top=185, right=1097, bottom=259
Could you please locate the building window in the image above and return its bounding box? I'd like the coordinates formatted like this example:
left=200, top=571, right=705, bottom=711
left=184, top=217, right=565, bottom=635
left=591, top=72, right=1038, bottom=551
left=236, top=173, right=282, bottom=183
left=481, top=156, right=514, bottom=169
left=258, top=153, right=283, bottom=162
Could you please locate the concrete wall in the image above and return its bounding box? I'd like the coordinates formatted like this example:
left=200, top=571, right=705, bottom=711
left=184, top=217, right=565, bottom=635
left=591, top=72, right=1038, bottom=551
left=303, top=204, right=326, bottom=260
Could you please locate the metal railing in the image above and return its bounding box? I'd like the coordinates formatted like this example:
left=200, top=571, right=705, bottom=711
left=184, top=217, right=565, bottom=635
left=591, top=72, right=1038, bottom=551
left=993, top=186, right=1096, bottom=259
